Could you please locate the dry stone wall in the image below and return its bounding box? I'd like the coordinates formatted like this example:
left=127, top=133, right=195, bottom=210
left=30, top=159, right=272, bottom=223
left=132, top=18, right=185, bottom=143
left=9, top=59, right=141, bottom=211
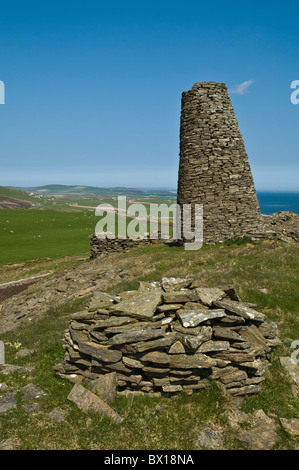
left=177, top=81, right=264, bottom=243
left=55, top=277, right=280, bottom=397
left=90, top=234, right=164, bottom=259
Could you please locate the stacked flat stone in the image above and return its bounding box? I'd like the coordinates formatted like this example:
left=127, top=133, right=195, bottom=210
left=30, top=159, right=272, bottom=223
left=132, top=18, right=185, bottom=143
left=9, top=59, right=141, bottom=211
left=90, top=234, right=164, bottom=259
left=177, top=81, right=264, bottom=243
left=55, top=278, right=279, bottom=396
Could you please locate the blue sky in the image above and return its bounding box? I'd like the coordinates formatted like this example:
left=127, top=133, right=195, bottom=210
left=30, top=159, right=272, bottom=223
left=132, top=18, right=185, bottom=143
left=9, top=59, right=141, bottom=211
left=0, top=0, right=298, bottom=190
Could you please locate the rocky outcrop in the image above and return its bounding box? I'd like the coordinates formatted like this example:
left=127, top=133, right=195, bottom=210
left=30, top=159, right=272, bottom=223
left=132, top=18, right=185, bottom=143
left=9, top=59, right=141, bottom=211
left=262, top=211, right=299, bottom=243
left=0, top=259, right=132, bottom=334
left=55, top=277, right=280, bottom=396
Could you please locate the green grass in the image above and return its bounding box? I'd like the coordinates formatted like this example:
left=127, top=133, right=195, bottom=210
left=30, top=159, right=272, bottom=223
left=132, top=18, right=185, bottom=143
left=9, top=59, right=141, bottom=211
left=1, top=234, right=299, bottom=449
left=0, top=186, right=36, bottom=203
left=0, top=209, right=97, bottom=264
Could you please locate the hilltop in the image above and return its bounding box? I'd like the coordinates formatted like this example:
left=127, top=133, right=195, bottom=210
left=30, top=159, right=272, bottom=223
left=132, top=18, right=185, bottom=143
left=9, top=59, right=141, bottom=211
left=11, top=184, right=176, bottom=197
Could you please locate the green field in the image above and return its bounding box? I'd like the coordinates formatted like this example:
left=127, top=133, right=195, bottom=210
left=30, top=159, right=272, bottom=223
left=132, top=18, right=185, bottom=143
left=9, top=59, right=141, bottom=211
left=0, top=198, right=176, bottom=265
left=0, top=209, right=96, bottom=264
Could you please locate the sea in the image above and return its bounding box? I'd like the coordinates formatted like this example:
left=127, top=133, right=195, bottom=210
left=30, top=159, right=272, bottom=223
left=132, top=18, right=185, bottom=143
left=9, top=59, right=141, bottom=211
left=257, top=192, right=299, bottom=215
left=139, top=190, right=299, bottom=215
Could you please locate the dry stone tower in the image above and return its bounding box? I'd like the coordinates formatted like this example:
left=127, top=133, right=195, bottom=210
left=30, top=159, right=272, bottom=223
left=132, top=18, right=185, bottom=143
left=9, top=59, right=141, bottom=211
left=177, top=81, right=263, bottom=244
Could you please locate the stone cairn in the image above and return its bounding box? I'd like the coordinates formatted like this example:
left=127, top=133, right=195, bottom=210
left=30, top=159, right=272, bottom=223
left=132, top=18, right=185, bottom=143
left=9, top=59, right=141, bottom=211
left=177, top=81, right=264, bottom=244
left=55, top=278, right=280, bottom=397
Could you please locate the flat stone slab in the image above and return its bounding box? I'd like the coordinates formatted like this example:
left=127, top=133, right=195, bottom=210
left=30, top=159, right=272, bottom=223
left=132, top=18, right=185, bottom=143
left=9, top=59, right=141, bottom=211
left=0, top=364, right=35, bottom=375
left=68, top=383, right=123, bottom=423
left=213, top=299, right=266, bottom=322
left=109, top=289, right=162, bottom=321
left=87, top=372, right=117, bottom=403
left=197, top=428, right=224, bottom=450
left=177, top=309, right=226, bottom=327
left=169, top=353, right=217, bottom=369
left=195, top=287, right=226, bottom=306
left=161, top=277, right=193, bottom=292
left=198, top=340, right=230, bottom=353
left=22, top=383, right=47, bottom=401
left=140, top=351, right=171, bottom=365
left=237, top=424, right=280, bottom=450
left=279, top=418, right=299, bottom=437
left=77, top=341, right=122, bottom=363
left=162, top=290, right=199, bottom=303
left=108, top=326, right=164, bottom=346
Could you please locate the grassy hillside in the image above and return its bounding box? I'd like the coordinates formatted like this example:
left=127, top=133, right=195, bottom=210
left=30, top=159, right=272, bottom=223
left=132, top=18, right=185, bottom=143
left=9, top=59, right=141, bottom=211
left=0, top=186, right=35, bottom=203
left=0, top=240, right=299, bottom=449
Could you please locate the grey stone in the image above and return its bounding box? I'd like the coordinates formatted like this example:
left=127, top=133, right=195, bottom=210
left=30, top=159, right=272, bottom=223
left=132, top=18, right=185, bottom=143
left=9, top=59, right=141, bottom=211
left=177, top=309, right=226, bottom=327
left=16, top=348, right=34, bottom=358
left=0, top=393, right=17, bottom=413
left=0, top=382, right=9, bottom=392
left=169, top=353, right=216, bottom=369
left=181, top=328, right=213, bottom=351
left=157, top=304, right=182, bottom=313
left=22, top=383, right=47, bottom=401
left=162, top=290, right=199, bottom=303
left=237, top=424, right=280, bottom=450
left=239, top=324, right=270, bottom=355
left=195, top=287, right=226, bottom=306
left=109, top=289, right=162, bottom=321
left=213, top=326, right=244, bottom=342
left=140, top=351, right=170, bottom=365
left=214, top=299, right=266, bottom=322
left=91, top=316, right=136, bottom=330
left=0, top=364, right=35, bottom=375
left=197, top=428, right=224, bottom=450
left=168, top=341, right=186, bottom=354
left=198, top=340, right=230, bottom=353
left=122, top=356, right=143, bottom=369
left=161, top=277, right=193, bottom=292
left=108, top=327, right=164, bottom=346
left=279, top=417, right=299, bottom=437
left=67, top=383, right=123, bottom=424
left=87, top=372, right=117, bottom=403
left=77, top=341, right=122, bottom=363
left=47, top=408, right=68, bottom=422
left=212, top=350, right=255, bottom=363
left=88, top=292, right=116, bottom=311
left=118, top=333, right=177, bottom=354
left=162, top=384, right=183, bottom=393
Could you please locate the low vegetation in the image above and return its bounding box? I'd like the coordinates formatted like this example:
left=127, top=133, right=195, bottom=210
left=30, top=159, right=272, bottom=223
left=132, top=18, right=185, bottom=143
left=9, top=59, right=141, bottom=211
left=0, top=237, right=299, bottom=449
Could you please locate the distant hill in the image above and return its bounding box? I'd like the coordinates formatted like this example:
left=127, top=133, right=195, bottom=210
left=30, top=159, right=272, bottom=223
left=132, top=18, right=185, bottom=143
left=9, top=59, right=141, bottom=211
left=0, top=186, right=35, bottom=203
left=12, top=184, right=176, bottom=197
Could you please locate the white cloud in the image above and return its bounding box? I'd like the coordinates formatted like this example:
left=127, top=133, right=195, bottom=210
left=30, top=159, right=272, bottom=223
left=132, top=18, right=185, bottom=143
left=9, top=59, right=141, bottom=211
left=231, top=80, right=254, bottom=95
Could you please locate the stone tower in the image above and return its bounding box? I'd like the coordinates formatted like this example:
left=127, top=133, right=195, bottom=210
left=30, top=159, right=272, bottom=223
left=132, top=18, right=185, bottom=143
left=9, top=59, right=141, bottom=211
left=177, top=81, right=263, bottom=244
